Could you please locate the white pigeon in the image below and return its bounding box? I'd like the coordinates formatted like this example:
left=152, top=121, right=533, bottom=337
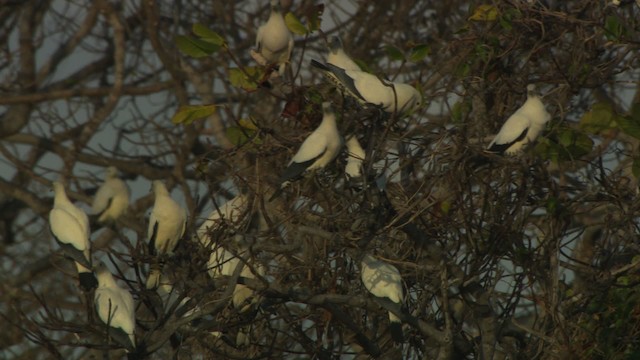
left=345, top=136, right=366, bottom=180
left=205, top=235, right=263, bottom=346
left=196, top=196, right=258, bottom=315
left=270, top=102, right=343, bottom=200
left=94, top=263, right=136, bottom=350
left=253, top=0, right=294, bottom=76
left=50, top=181, right=97, bottom=291
left=207, top=245, right=264, bottom=313
left=196, top=194, right=249, bottom=247
left=146, top=181, right=187, bottom=289
left=91, top=166, right=130, bottom=224
left=311, top=60, right=422, bottom=114
left=157, top=273, right=197, bottom=319
left=360, top=253, right=404, bottom=343
left=326, top=35, right=361, bottom=71
left=486, top=84, right=551, bottom=155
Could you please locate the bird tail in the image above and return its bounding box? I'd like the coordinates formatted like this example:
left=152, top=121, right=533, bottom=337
left=146, top=266, right=162, bottom=289
left=75, top=262, right=98, bottom=291
left=388, top=312, right=404, bottom=343
left=126, top=339, right=144, bottom=360
left=236, top=326, right=251, bottom=347
left=468, top=153, right=493, bottom=171
left=268, top=187, right=283, bottom=202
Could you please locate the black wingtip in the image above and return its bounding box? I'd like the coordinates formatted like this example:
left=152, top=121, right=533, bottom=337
left=310, top=59, right=330, bottom=71
left=389, top=321, right=404, bottom=343
left=78, top=271, right=98, bottom=292
left=468, top=153, right=493, bottom=170
left=126, top=341, right=145, bottom=360
left=486, top=142, right=509, bottom=154
left=268, top=187, right=283, bottom=202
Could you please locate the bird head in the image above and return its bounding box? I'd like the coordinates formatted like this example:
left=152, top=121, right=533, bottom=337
left=94, top=261, right=112, bottom=282
left=51, top=179, right=67, bottom=196
left=328, top=35, right=343, bottom=54
left=412, top=88, right=423, bottom=110
left=151, top=180, right=168, bottom=195
left=105, top=166, right=119, bottom=179
left=322, top=101, right=334, bottom=115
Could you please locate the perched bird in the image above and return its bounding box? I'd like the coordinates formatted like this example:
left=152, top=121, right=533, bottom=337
left=253, top=0, right=294, bottom=76
left=486, top=84, right=551, bottom=155
left=207, top=243, right=265, bottom=346
left=207, top=246, right=264, bottom=312
left=270, top=102, right=343, bottom=200
left=94, top=262, right=136, bottom=350
left=50, top=181, right=97, bottom=291
left=360, top=253, right=404, bottom=343
left=91, top=166, right=130, bottom=224
left=345, top=136, right=366, bottom=181
left=196, top=194, right=249, bottom=246
left=196, top=196, right=257, bottom=315
left=326, top=35, right=361, bottom=71
left=310, top=60, right=421, bottom=114
left=157, top=273, right=197, bottom=319
left=146, top=181, right=187, bottom=289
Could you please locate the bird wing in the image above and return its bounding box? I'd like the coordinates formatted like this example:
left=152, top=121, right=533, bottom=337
left=94, top=180, right=129, bottom=222
left=58, top=200, right=90, bottom=239
left=349, top=72, right=392, bottom=106
left=487, top=112, right=529, bottom=153
left=197, top=195, right=247, bottom=239
left=361, top=258, right=403, bottom=303
left=92, top=183, right=116, bottom=215
left=50, top=208, right=91, bottom=267
left=276, top=129, right=329, bottom=184
left=255, top=23, right=265, bottom=51
left=310, top=60, right=367, bottom=102
left=95, top=288, right=135, bottom=340
left=346, top=160, right=363, bottom=179
left=278, top=156, right=323, bottom=185
left=148, top=220, right=158, bottom=255
left=148, top=197, right=186, bottom=255
left=291, top=130, right=329, bottom=164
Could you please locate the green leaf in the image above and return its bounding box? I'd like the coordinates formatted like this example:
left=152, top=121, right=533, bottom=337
left=228, top=67, right=264, bottom=91
left=238, top=118, right=258, bottom=131
left=455, top=62, right=471, bottom=78
left=192, top=24, right=226, bottom=46
left=172, top=105, right=217, bottom=125
left=440, top=200, right=452, bottom=215
left=226, top=120, right=262, bottom=146
left=615, top=114, right=640, bottom=140
left=632, top=157, right=640, bottom=178
left=580, top=102, right=616, bottom=134
left=408, top=44, right=430, bottom=62
left=469, top=4, right=498, bottom=21
left=384, top=45, right=405, bottom=62
left=604, top=15, right=626, bottom=41
left=285, top=12, right=307, bottom=35
left=306, top=4, right=324, bottom=32
left=226, top=126, right=251, bottom=146
left=175, top=35, right=220, bottom=57
left=631, top=103, right=640, bottom=123
left=451, top=100, right=471, bottom=124
left=546, top=196, right=561, bottom=216
left=535, top=128, right=593, bottom=163
left=498, top=15, right=512, bottom=31
left=557, top=128, right=594, bottom=160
